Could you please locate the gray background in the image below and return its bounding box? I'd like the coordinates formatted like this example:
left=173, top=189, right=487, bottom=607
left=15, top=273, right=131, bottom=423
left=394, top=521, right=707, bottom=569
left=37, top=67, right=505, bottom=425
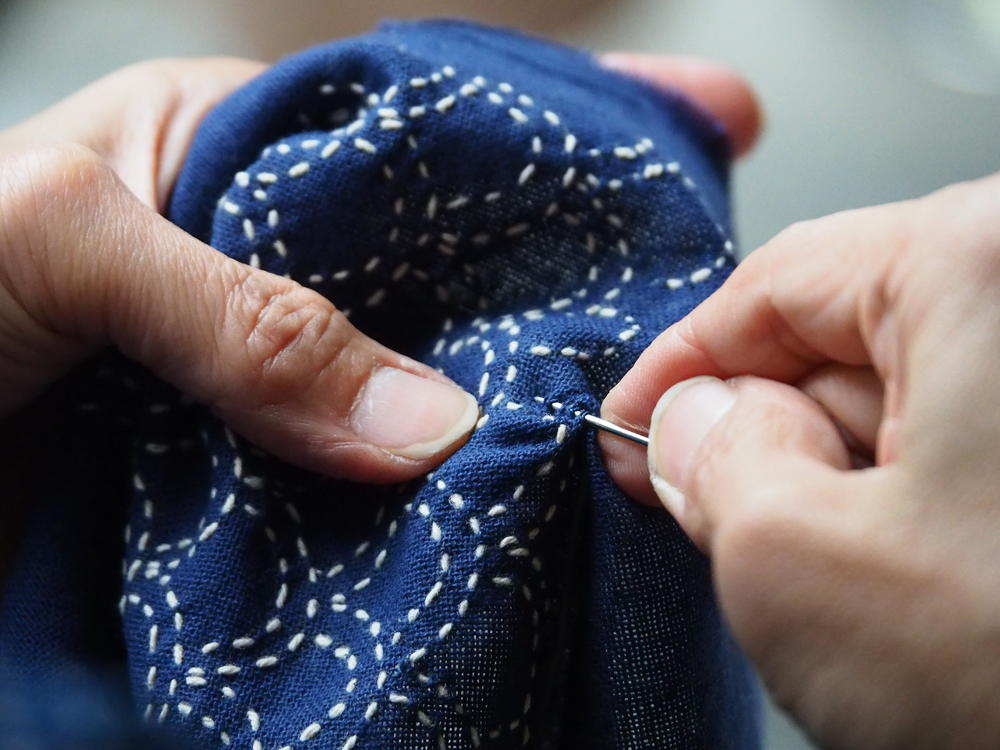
left=4, top=1, right=999, bottom=747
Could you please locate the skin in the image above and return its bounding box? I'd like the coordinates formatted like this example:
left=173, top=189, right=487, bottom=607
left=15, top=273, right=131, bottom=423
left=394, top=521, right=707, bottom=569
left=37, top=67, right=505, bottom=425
left=602, top=175, right=1000, bottom=748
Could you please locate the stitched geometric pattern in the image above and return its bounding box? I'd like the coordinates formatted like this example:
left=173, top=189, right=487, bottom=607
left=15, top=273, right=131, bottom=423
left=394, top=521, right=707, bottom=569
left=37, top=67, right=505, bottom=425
left=0, top=20, right=759, bottom=750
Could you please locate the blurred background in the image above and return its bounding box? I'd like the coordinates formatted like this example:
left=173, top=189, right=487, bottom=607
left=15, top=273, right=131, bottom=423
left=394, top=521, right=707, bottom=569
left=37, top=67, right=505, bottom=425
left=3, top=1, right=999, bottom=747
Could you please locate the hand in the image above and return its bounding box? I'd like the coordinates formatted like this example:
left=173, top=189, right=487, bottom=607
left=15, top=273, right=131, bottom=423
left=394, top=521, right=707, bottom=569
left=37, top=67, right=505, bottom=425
left=0, top=53, right=759, bottom=482
left=601, top=175, right=1000, bottom=748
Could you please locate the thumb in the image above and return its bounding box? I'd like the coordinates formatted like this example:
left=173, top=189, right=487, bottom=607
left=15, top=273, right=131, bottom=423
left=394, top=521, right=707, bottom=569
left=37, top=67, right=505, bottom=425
left=1, top=144, right=478, bottom=483
left=646, top=375, right=853, bottom=550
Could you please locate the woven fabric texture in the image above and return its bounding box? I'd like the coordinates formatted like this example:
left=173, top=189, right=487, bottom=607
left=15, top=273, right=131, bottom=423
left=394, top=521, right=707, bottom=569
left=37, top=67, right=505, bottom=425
left=0, top=20, right=759, bottom=750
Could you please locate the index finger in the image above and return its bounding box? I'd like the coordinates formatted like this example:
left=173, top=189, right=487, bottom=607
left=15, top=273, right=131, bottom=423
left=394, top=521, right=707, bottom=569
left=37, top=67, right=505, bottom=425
left=599, top=202, right=907, bottom=502
left=0, top=57, right=265, bottom=210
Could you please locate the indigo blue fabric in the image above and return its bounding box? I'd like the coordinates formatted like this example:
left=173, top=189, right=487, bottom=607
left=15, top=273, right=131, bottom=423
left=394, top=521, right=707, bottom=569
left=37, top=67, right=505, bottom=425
left=0, top=20, right=759, bottom=749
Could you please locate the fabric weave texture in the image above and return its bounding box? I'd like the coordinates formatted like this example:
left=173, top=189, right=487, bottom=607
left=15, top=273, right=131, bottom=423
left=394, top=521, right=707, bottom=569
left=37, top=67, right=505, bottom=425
left=0, top=20, right=759, bottom=749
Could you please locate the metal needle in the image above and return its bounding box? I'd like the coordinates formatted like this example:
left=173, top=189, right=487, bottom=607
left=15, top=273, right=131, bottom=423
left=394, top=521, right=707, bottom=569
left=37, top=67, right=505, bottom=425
left=583, top=413, right=649, bottom=446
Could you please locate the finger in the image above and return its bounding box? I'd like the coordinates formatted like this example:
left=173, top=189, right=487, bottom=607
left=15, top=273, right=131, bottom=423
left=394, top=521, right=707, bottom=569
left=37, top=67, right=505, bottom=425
left=797, top=364, right=883, bottom=457
left=0, top=144, right=477, bottom=482
left=599, top=363, right=884, bottom=506
left=0, top=57, right=265, bottom=210
left=600, top=52, right=762, bottom=157
left=645, top=375, right=853, bottom=550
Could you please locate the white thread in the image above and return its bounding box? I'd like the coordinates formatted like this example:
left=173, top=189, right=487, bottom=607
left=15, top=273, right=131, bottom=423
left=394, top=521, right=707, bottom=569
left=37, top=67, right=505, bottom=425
left=354, top=137, right=376, bottom=154
left=690, top=267, right=712, bottom=283
left=425, top=581, right=443, bottom=606
left=299, top=723, right=321, bottom=741
left=321, top=140, right=342, bottom=159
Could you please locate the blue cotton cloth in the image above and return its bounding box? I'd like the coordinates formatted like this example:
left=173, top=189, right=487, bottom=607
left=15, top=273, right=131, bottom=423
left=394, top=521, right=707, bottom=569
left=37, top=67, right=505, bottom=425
left=0, top=20, right=759, bottom=749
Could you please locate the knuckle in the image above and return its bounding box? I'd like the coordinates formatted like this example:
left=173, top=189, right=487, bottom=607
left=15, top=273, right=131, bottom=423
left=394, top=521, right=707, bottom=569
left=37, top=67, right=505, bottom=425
left=0, top=143, right=117, bottom=275
left=101, top=57, right=261, bottom=116
left=732, top=221, right=815, bottom=305
left=110, top=58, right=187, bottom=94
left=927, top=177, right=1000, bottom=266
left=90, top=59, right=189, bottom=135
left=926, top=175, right=993, bottom=209
left=228, top=273, right=358, bottom=402
left=0, top=142, right=113, bottom=212
left=120, top=56, right=259, bottom=80
left=758, top=211, right=868, bottom=266
left=759, top=218, right=824, bottom=258
left=0, top=143, right=125, bottom=346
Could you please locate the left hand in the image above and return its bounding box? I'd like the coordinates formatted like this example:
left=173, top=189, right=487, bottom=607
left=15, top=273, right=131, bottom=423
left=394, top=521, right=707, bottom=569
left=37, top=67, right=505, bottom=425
left=0, top=52, right=760, bottom=480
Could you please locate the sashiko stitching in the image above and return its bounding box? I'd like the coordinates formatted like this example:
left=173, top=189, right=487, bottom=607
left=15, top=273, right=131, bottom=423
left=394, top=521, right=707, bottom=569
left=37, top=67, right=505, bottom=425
left=0, top=20, right=760, bottom=750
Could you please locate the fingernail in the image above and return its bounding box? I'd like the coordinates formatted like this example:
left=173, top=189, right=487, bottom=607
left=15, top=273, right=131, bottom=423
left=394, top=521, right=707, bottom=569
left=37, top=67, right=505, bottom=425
left=647, top=376, right=736, bottom=518
left=350, top=368, right=479, bottom=460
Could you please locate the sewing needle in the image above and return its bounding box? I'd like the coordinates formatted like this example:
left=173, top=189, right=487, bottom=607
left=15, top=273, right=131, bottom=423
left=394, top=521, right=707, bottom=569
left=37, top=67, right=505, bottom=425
left=583, top=414, right=649, bottom=447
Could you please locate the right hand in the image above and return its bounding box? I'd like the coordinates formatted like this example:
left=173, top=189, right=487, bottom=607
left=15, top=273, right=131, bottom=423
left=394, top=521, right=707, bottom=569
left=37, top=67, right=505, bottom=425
left=601, top=174, right=1000, bottom=749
